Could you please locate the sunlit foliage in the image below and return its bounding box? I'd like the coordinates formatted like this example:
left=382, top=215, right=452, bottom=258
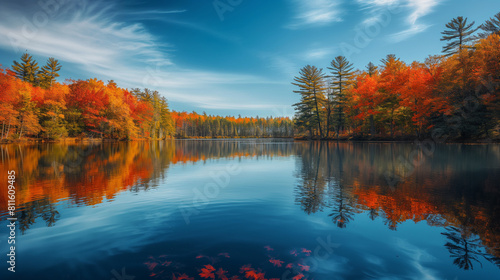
left=292, top=13, right=500, bottom=141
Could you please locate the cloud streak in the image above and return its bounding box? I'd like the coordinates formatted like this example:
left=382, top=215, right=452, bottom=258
left=355, top=0, right=441, bottom=42
left=287, top=0, right=343, bottom=29
left=0, top=0, right=283, bottom=113
left=391, top=0, right=440, bottom=42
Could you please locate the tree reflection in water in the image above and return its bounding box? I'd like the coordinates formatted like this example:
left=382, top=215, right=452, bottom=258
left=1, top=140, right=499, bottom=271
left=293, top=141, right=500, bottom=269
left=442, top=226, right=500, bottom=270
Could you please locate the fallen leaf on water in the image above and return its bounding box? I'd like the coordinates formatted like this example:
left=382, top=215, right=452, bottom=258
left=269, top=258, right=284, bottom=267
left=200, top=265, right=216, bottom=279
left=292, top=273, right=305, bottom=280
left=144, top=261, right=158, bottom=271
left=245, top=270, right=265, bottom=280
left=264, top=245, right=274, bottom=251
left=218, top=252, right=231, bottom=258
left=298, top=263, right=310, bottom=272
left=216, top=267, right=228, bottom=279
left=161, top=261, right=172, bottom=267
left=239, top=264, right=252, bottom=273
left=173, top=273, right=194, bottom=280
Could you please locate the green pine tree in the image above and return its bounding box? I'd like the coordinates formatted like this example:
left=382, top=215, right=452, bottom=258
left=328, top=56, right=354, bottom=139
left=12, top=53, right=39, bottom=85
left=39, top=58, right=62, bottom=88
left=292, top=65, right=327, bottom=138
left=366, top=62, right=378, bottom=77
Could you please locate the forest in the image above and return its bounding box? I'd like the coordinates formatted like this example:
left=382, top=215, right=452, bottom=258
left=292, top=13, right=500, bottom=141
left=1, top=13, right=499, bottom=142
left=0, top=55, right=292, bottom=141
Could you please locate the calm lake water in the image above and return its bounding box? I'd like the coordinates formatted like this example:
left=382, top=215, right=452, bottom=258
left=1, top=140, right=499, bottom=280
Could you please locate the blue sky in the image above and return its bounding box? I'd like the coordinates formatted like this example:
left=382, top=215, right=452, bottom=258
left=0, top=0, right=498, bottom=117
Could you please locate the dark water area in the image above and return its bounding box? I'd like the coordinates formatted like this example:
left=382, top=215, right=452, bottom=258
left=0, top=140, right=499, bottom=280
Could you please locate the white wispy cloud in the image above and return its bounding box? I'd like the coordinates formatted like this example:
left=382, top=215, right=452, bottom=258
left=287, top=0, right=343, bottom=29
left=389, top=23, right=430, bottom=42
left=355, top=0, right=441, bottom=42
left=0, top=0, right=283, bottom=112
left=262, top=54, right=299, bottom=79
left=395, top=239, right=439, bottom=280
left=303, top=47, right=336, bottom=60
left=407, top=0, right=439, bottom=25
left=391, top=0, right=440, bottom=42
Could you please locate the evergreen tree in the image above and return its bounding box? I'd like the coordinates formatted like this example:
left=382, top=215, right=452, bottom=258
left=39, top=58, right=61, bottom=88
left=292, top=65, right=327, bottom=138
left=366, top=62, right=378, bottom=76
left=477, top=12, right=500, bottom=38
left=328, top=56, right=354, bottom=139
left=12, top=53, right=39, bottom=85
left=441, top=16, right=478, bottom=56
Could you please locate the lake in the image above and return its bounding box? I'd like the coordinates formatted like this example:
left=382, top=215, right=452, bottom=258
left=1, top=140, right=499, bottom=280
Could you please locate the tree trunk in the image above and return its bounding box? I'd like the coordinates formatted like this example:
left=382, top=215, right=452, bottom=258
left=18, top=116, right=24, bottom=138
left=313, top=86, right=323, bottom=138
left=370, top=115, right=375, bottom=135
left=6, top=119, right=11, bottom=138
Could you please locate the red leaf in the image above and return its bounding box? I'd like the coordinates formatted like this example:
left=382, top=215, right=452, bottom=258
left=200, top=265, right=216, bottom=279
left=218, top=252, right=231, bottom=258
left=269, top=258, right=284, bottom=267
left=144, top=261, right=158, bottom=271
left=264, top=245, right=274, bottom=251
left=216, top=267, right=228, bottom=280
left=298, top=264, right=310, bottom=272
left=239, top=264, right=252, bottom=273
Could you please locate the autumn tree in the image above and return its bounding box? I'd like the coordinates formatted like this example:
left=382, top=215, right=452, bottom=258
left=351, top=70, right=381, bottom=136
left=39, top=83, right=68, bottom=139
left=67, top=79, right=110, bottom=137
left=366, top=62, right=379, bottom=135
left=15, top=83, right=42, bottom=137
left=378, top=55, right=406, bottom=138
left=0, top=70, right=20, bottom=139
left=292, top=65, right=327, bottom=138
left=131, top=88, right=174, bottom=139
left=471, top=34, right=500, bottom=138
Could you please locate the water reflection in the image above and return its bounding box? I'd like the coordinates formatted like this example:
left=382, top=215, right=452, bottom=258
left=293, top=142, right=500, bottom=270
left=1, top=140, right=499, bottom=273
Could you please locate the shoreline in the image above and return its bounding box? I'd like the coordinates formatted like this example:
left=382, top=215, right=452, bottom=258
left=0, top=136, right=498, bottom=144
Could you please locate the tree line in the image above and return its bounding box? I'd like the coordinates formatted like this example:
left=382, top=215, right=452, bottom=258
left=0, top=56, right=176, bottom=141
left=292, top=13, right=500, bottom=141
left=172, top=111, right=293, bottom=138
left=0, top=54, right=293, bottom=141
